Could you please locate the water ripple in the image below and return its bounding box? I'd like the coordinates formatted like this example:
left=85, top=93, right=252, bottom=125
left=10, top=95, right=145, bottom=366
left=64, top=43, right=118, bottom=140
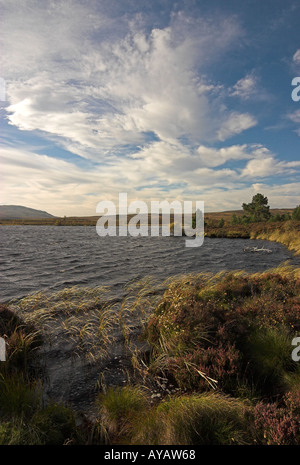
left=0, top=225, right=300, bottom=302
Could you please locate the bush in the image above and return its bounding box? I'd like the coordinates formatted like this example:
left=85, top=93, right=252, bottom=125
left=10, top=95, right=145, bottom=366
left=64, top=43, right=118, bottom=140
left=253, top=394, right=300, bottom=445
left=292, top=205, right=300, bottom=221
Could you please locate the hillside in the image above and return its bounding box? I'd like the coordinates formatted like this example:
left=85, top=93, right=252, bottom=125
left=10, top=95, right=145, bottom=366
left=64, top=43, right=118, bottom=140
left=0, top=205, right=55, bottom=220
left=204, top=208, right=294, bottom=221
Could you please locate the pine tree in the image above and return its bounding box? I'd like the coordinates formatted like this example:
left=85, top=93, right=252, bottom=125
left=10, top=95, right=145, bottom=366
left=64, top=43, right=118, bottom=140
left=242, top=193, right=271, bottom=222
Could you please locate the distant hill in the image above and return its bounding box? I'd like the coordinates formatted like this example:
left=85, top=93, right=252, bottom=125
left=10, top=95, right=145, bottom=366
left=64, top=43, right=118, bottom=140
left=0, top=205, right=55, bottom=220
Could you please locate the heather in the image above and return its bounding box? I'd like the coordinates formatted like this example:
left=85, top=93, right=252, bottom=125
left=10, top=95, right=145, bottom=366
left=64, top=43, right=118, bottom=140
left=1, top=265, right=300, bottom=444
left=144, top=267, right=300, bottom=396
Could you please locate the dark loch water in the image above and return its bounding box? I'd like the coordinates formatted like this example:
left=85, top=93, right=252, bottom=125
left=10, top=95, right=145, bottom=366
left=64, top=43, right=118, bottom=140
left=1, top=225, right=299, bottom=303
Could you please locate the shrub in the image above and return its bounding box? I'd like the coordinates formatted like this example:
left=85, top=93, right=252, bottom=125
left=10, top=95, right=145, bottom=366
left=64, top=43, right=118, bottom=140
left=171, top=344, right=241, bottom=392
left=253, top=399, right=300, bottom=445
left=292, top=205, right=300, bottom=221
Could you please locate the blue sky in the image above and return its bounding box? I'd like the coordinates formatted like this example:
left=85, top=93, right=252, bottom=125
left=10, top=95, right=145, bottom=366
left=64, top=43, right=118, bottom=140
left=0, top=0, right=299, bottom=215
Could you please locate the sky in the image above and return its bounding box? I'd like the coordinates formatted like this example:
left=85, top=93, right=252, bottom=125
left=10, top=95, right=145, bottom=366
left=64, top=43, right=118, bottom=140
left=0, top=0, right=300, bottom=216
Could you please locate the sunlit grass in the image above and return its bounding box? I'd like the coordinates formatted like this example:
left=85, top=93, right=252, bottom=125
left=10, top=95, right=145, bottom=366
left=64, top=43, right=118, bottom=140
left=97, top=385, right=148, bottom=441
left=97, top=387, right=252, bottom=445
left=10, top=286, right=118, bottom=360
left=252, top=226, right=300, bottom=255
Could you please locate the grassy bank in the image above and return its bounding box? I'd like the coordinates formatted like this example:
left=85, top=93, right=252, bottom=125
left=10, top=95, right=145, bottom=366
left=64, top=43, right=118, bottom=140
left=1, top=265, right=300, bottom=445
left=205, top=220, right=300, bottom=255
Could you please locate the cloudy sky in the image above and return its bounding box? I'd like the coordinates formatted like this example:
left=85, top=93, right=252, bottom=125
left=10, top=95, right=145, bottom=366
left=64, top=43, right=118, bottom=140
left=1, top=0, right=300, bottom=216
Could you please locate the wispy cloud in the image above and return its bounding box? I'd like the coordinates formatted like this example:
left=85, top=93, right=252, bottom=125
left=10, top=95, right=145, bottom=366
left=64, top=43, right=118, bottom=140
left=3, top=2, right=251, bottom=158
left=217, top=112, right=257, bottom=141
left=230, top=74, right=258, bottom=100
left=293, top=49, right=300, bottom=65
left=287, top=109, right=300, bottom=136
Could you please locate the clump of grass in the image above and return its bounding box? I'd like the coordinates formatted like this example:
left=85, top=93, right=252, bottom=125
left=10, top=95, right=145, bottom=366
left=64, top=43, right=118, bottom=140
left=5, top=328, right=42, bottom=374
left=243, top=326, right=297, bottom=395
left=97, top=388, right=252, bottom=445
left=0, top=303, right=42, bottom=376
left=0, top=401, right=79, bottom=445
left=97, top=386, right=148, bottom=441
left=0, top=373, right=42, bottom=418
left=0, top=419, right=43, bottom=445
left=10, top=286, right=118, bottom=360
left=32, top=403, right=78, bottom=445
left=147, top=392, right=251, bottom=445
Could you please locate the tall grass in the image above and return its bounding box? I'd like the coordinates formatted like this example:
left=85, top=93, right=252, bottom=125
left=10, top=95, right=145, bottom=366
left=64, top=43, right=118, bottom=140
left=252, top=227, right=300, bottom=255
left=10, top=286, right=118, bottom=360
left=0, top=373, right=42, bottom=418
left=141, top=392, right=251, bottom=445
left=97, top=386, right=148, bottom=441
left=243, top=326, right=298, bottom=395
left=97, top=388, right=252, bottom=445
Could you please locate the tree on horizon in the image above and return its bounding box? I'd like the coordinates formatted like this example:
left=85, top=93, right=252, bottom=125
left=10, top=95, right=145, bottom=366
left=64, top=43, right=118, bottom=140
left=242, top=193, right=271, bottom=222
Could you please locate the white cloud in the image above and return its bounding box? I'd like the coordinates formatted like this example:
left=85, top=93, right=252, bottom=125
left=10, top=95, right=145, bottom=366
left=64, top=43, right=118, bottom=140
left=230, top=74, right=257, bottom=100
left=2, top=1, right=252, bottom=160
left=217, top=112, right=257, bottom=141
left=289, top=110, right=300, bottom=123
left=197, top=144, right=250, bottom=167
left=1, top=140, right=299, bottom=216
left=242, top=156, right=300, bottom=178
left=287, top=109, right=300, bottom=136
left=293, top=49, right=300, bottom=65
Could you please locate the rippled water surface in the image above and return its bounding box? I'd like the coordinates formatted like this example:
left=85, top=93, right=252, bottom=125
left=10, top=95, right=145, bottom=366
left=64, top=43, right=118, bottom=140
left=1, top=225, right=299, bottom=302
